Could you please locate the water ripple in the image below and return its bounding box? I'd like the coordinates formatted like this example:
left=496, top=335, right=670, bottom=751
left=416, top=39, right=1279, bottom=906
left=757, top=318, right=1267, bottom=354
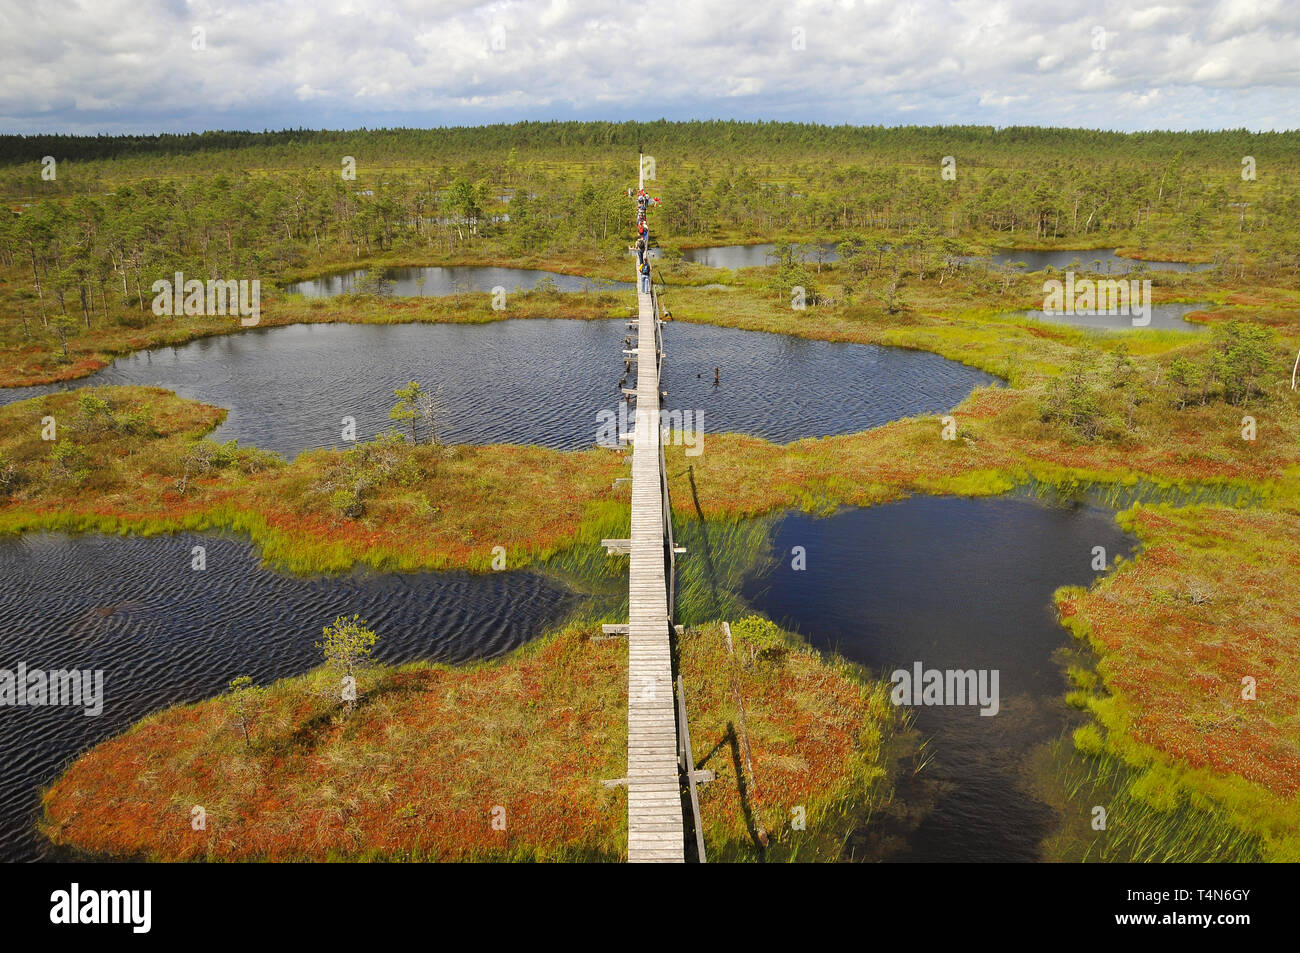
left=0, top=319, right=997, bottom=459
left=0, top=532, right=578, bottom=861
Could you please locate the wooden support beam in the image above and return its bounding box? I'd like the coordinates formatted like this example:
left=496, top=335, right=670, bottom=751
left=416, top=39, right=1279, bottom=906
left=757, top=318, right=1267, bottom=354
left=603, top=770, right=713, bottom=789
left=601, top=623, right=630, bottom=636
left=601, top=538, right=632, bottom=555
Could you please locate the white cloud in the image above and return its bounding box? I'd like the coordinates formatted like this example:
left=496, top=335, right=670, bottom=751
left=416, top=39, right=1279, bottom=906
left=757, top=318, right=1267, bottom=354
left=978, top=91, right=1028, bottom=107
left=1118, top=87, right=1164, bottom=108
left=1079, top=67, right=1119, bottom=90
left=1192, top=58, right=1233, bottom=82
left=1126, top=5, right=1184, bottom=31
left=0, top=0, right=1295, bottom=132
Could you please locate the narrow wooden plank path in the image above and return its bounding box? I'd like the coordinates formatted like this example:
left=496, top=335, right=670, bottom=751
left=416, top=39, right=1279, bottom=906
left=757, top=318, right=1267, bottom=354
left=623, top=277, right=685, bottom=863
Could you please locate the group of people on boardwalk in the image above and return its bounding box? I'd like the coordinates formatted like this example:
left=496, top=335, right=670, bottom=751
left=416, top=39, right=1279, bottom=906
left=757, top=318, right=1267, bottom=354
left=634, top=187, right=658, bottom=293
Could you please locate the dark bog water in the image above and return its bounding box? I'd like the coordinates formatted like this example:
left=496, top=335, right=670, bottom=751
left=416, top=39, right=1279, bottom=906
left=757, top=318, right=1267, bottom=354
left=285, top=265, right=631, bottom=297
left=1012, top=301, right=1214, bottom=332
left=0, top=319, right=997, bottom=459
left=0, top=532, right=578, bottom=861
left=675, top=243, right=1211, bottom=273
left=682, top=242, right=840, bottom=268
left=984, top=248, right=1212, bottom=273
left=740, top=496, right=1135, bottom=862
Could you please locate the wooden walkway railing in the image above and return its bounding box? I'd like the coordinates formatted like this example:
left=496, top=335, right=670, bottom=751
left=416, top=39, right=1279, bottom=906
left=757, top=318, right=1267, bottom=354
left=597, top=155, right=710, bottom=862
left=620, top=241, right=685, bottom=863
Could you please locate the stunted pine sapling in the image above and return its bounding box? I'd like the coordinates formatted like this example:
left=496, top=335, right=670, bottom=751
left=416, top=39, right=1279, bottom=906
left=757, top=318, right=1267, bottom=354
left=390, top=380, right=442, bottom=446
left=227, top=675, right=264, bottom=748
left=316, top=614, right=378, bottom=711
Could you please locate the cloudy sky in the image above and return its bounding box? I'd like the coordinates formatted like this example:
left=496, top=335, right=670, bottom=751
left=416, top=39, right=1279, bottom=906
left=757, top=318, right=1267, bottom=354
left=1, top=0, right=1297, bottom=134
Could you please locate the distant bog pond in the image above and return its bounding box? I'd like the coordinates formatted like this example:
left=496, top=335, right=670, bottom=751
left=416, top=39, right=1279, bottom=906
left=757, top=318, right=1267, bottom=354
left=281, top=250, right=1210, bottom=287
left=680, top=242, right=840, bottom=269
left=1011, top=301, right=1214, bottom=332
left=284, top=265, right=632, bottom=297
left=0, top=531, right=579, bottom=861
left=668, top=242, right=1211, bottom=273
left=741, top=495, right=1136, bottom=862
left=982, top=248, right=1213, bottom=273
left=1, top=319, right=998, bottom=459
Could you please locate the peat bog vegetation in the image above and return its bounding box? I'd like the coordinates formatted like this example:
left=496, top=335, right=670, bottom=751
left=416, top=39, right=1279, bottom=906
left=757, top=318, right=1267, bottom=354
left=1, top=122, right=1299, bottom=863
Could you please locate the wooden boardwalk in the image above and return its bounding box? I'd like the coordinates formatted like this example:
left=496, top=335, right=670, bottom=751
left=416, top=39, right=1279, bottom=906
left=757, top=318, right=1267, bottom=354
left=621, top=275, right=686, bottom=863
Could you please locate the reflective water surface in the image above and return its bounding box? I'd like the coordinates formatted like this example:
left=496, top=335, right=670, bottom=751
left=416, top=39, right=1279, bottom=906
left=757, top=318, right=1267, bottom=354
left=1, top=320, right=998, bottom=459
left=741, top=496, right=1135, bottom=862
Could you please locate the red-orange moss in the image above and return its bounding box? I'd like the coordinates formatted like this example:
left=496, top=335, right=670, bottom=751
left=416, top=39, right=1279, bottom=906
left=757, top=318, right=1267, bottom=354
left=40, top=621, right=894, bottom=861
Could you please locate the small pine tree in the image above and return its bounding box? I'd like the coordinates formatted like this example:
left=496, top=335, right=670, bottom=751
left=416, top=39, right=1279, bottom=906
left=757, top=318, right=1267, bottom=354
left=227, top=675, right=264, bottom=748
left=390, top=381, right=424, bottom=444
left=316, top=614, right=378, bottom=711
left=1210, top=320, right=1273, bottom=406
left=1167, top=356, right=1201, bottom=409
left=50, top=313, right=78, bottom=361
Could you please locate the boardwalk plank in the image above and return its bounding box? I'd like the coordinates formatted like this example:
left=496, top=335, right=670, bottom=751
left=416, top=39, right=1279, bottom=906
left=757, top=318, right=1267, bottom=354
left=624, top=271, right=685, bottom=864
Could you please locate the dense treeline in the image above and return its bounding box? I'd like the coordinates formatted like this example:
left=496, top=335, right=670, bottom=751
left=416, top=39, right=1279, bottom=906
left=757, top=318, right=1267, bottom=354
left=661, top=158, right=1298, bottom=249
left=4, top=121, right=1299, bottom=168
left=0, top=164, right=631, bottom=335
left=1, top=122, right=1297, bottom=358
